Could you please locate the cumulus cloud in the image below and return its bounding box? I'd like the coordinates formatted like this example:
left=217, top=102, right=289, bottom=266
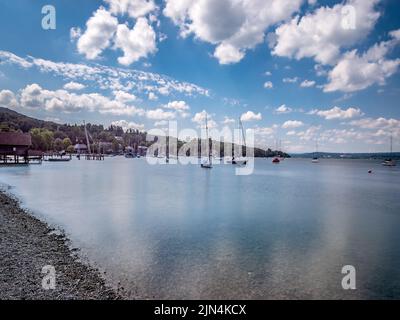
left=272, top=0, right=380, bottom=65
left=77, top=7, right=118, bottom=60
left=113, top=90, right=137, bottom=103
left=114, top=17, right=157, bottom=65
left=300, top=80, right=316, bottom=88
left=240, top=111, right=262, bottom=122
left=324, top=30, right=400, bottom=92
left=222, top=116, right=235, bottom=124
left=146, top=108, right=175, bottom=120
left=349, top=117, right=400, bottom=130
left=282, top=120, right=304, bottom=129
left=14, top=83, right=145, bottom=116
left=163, top=100, right=190, bottom=111
left=111, top=119, right=145, bottom=131
left=264, top=81, right=273, bottom=89
left=164, top=0, right=303, bottom=64
left=275, top=104, right=292, bottom=114
left=191, top=110, right=217, bottom=128
left=63, top=81, right=86, bottom=91
left=105, top=0, right=156, bottom=19
left=310, top=106, right=363, bottom=120
left=73, top=1, right=158, bottom=66
left=0, top=90, right=18, bottom=109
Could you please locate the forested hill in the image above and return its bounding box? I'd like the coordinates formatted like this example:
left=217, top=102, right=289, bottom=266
left=0, top=107, right=285, bottom=157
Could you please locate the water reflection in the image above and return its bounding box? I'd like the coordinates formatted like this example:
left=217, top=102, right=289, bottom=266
left=1, top=158, right=399, bottom=299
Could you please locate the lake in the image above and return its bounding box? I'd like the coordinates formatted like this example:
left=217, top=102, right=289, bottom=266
left=1, top=157, right=400, bottom=299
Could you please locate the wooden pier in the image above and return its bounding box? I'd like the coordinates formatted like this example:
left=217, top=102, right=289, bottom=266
left=85, top=154, right=105, bottom=161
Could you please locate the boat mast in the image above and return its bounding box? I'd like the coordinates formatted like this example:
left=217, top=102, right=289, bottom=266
left=84, top=121, right=92, bottom=155
left=206, top=115, right=211, bottom=163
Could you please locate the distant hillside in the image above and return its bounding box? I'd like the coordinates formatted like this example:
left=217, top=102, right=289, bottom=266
left=0, top=107, right=59, bottom=132
left=290, top=152, right=400, bottom=160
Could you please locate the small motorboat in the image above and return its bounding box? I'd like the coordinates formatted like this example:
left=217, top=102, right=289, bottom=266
left=272, top=157, right=280, bottom=164
left=201, top=162, right=212, bottom=169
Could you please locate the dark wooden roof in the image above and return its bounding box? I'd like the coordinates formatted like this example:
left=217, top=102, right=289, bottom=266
left=0, top=132, right=32, bottom=146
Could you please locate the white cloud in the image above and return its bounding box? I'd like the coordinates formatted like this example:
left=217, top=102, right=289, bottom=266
left=164, top=0, right=303, bottom=64
left=114, top=17, right=157, bottom=65
left=300, top=80, right=316, bottom=88
left=0, top=50, right=210, bottom=98
left=146, top=108, right=175, bottom=120
left=310, top=106, right=362, bottom=120
left=111, top=119, right=145, bottom=131
left=0, top=51, right=33, bottom=68
left=163, top=100, right=190, bottom=111
left=240, top=111, right=262, bottom=122
left=349, top=117, right=400, bottom=130
left=0, top=90, right=18, bottom=109
left=148, top=92, right=158, bottom=100
left=272, top=0, right=381, bottom=65
left=324, top=31, right=400, bottom=92
left=63, top=81, right=86, bottom=91
left=282, top=120, right=304, bottom=129
left=113, top=90, right=137, bottom=103
left=275, top=104, right=292, bottom=114
left=70, top=27, right=82, bottom=40
left=222, top=116, right=235, bottom=124
left=154, top=120, right=168, bottom=127
left=17, top=83, right=145, bottom=116
left=297, top=125, right=321, bottom=141
left=264, top=81, right=273, bottom=89
left=283, top=77, right=298, bottom=83
left=105, top=0, right=156, bottom=19
left=77, top=7, right=118, bottom=60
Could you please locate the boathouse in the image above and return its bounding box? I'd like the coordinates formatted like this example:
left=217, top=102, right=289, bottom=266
left=74, top=143, right=88, bottom=154
left=0, top=132, right=32, bottom=164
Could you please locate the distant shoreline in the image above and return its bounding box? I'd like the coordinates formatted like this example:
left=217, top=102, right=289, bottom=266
left=0, top=189, right=120, bottom=300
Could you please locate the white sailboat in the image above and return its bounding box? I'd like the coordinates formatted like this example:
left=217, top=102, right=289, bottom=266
left=201, top=115, right=212, bottom=169
left=312, top=139, right=319, bottom=163
left=228, top=119, right=248, bottom=166
left=382, top=134, right=396, bottom=167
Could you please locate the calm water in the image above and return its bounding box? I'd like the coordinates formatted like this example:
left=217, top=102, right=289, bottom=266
left=1, top=158, right=400, bottom=299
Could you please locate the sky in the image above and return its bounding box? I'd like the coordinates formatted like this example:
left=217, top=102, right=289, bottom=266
left=0, top=0, right=399, bottom=153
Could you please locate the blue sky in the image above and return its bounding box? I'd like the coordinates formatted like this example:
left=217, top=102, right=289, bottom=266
left=0, top=0, right=399, bottom=152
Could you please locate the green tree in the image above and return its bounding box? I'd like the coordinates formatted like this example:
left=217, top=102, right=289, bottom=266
left=53, top=138, right=64, bottom=151
left=62, top=137, right=72, bottom=150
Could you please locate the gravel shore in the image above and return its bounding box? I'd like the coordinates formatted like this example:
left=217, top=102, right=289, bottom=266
left=0, top=190, right=119, bottom=300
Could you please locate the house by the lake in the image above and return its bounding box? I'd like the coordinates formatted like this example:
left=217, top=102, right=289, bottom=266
left=0, top=132, right=32, bottom=164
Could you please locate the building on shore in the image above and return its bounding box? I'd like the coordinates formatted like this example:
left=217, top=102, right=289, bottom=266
left=0, top=132, right=32, bottom=164
left=74, top=143, right=88, bottom=154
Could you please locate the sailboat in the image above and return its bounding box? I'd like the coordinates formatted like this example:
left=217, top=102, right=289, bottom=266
left=382, top=134, right=396, bottom=167
left=229, top=119, right=248, bottom=166
left=312, top=140, right=319, bottom=163
left=272, top=139, right=280, bottom=164
left=201, top=115, right=212, bottom=169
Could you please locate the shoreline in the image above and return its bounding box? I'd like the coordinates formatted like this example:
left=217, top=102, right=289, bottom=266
left=0, top=190, right=120, bottom=300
